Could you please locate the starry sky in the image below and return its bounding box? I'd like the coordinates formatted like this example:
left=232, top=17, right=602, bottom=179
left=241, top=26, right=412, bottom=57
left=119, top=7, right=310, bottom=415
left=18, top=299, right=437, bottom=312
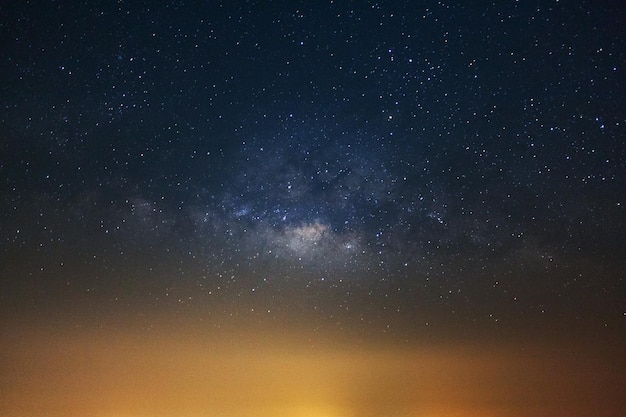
left=1, top=1, right=625, bottom=416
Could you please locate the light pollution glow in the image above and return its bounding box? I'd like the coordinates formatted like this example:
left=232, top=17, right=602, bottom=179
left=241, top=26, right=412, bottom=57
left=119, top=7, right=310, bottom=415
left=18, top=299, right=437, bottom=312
left=1, top=314, right=624, bottom=417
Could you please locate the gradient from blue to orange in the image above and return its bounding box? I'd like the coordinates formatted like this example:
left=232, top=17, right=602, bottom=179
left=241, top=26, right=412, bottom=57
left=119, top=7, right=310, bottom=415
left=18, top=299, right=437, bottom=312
left=1, top=1, right=625, bottom=415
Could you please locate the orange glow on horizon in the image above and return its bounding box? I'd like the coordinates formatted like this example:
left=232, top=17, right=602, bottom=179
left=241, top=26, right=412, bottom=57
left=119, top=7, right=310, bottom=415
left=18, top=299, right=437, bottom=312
left=1, top=317, right=624, bottom=417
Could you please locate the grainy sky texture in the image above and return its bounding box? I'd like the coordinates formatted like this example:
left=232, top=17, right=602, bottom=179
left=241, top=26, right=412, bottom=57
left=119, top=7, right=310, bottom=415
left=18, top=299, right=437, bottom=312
left=1, top=1, right=625, bottom=416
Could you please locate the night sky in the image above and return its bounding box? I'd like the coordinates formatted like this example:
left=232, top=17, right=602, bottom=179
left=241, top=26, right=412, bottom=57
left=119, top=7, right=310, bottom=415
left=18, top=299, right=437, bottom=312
left=1, top=1, right=625, bottom=416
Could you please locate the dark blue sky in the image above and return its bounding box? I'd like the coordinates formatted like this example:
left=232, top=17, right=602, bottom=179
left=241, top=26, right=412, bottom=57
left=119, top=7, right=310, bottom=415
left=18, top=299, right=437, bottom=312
left=1, top=0, right=625, bottom=335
